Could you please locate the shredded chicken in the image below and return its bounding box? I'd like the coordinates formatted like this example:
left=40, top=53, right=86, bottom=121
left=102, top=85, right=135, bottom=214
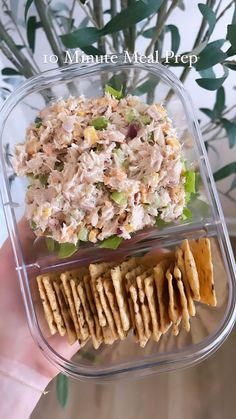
left=13, top=92, right=186, bottom=244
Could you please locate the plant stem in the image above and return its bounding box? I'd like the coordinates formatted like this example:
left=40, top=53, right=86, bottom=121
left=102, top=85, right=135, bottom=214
left=216, top=0, right=234, bottom=22
left=110, top=0, right=119, bottom=50
left=69, top=0, right=76, bottom=30
left=34, top=0, right=64, bottom=66
left=92, top=0, right=106, bottom=52
left=0, top=19, right=35, bottom=77
left=145, top=0, right=179, bottom=56
left=0, top=42, right=25, bottom=74
left=121, top=0, right=130, bottom=50
left=128, top=0, right=136, bottom=53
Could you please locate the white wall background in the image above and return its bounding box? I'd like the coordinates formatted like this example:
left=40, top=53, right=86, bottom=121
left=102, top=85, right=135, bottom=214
left=0, top=0, right=236, bottom=246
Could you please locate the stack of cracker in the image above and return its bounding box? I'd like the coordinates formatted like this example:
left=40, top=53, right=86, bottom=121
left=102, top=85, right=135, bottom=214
left=36, top=238, right=217, bottom=349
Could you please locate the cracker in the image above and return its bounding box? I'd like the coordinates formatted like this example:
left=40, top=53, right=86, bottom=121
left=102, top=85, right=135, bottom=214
left=61, top=272, right=83, bottom=340
left=166, top=266, right=182, bottom=336
left=89, top=263, right=112, bottom=327
left=136, top=269, right=153, bottom=339
left=125, top=266, right=146, bottom=341
left=111, top=265, right=130, bottom=331
left=70, top=278, right=90, bottom=341
left=53, top=281, right=76, bottom=344
left=83, top=275, right=103, bottom=344
left=175, top=247, right=196, bottom=316
left=182, top=239, right=200, bottom=301
left=144, top=275, right=162, bottom=342
left=96, top=276, right=118, bottom=340
left=42, top=275, right=66, bottom=336
left=130, top=283, right=148, bottom=347
left=153, top=260, right=172, bottom=333
left=103, top=277, right=126, bottom=340
left=189, top=238, right=217, bottom=306
left=77, top=278, right=101, bottom=349
left=174, top=265, right=190, bottom=332
left=36, top=275, right=57, bottom=335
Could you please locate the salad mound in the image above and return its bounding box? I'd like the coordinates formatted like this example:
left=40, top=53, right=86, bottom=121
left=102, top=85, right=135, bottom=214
left=13, top=87, right=189, bottom=249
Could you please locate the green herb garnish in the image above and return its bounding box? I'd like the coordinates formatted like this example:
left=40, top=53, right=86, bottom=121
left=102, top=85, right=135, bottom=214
left=111, top=191, right=127, bottom=206
left=91, top=116, right=108, bottom=130
left=155, top=218, right=172, bottom=228
left=38, top=174, right=48, bottom=188
left=182, top=207, right=193, bottom=221
left=30, top=220, right=37, bottom=230
left=34, top=116, right=42, bottom=128
left=54, top=161, right=64, bottom=172
left=184, top=170, right=196, bottom=194
left=99, top=235, right=123, bottom=250
left=58, top=242, right=79, bottom=258
left=105, top=84, right=123, bottom=99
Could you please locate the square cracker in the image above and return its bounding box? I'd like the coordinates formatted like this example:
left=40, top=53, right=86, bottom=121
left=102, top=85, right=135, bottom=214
left=83, top=275, right=103, bottom=344
left=89, top=263, right=112, bottom=327
left=174, top=265, right=190, bottom=332
left=144, top=275, right=162, bottom=342
left=36, top=275, right=57, bottom=335
left=77, top=278, right=101, bottom=349
left=103, top=277, right=126, bottom=340
left=130, top=282, right=148, bottom=347
left=182, top=239, right=200, bottom=301
left=166, top=266, right=182, bottom=336
left=70, top=278, right=90, bottom=341
left=96, top=276, right=118, bottom=340
left=41, top=274, right=66, bottom=336
left=61, top=272, right=84, bottom=340
left=125, top=266, right=146, bottom=341
left=136, top=268, right=153, bottom=339
left=189, top=238, right=217, bottom=306
left=53, top=281, right=77, bottom=345
left=175, top=247, right=196, bottom=316
left=154, top=260, right=172, bottom=334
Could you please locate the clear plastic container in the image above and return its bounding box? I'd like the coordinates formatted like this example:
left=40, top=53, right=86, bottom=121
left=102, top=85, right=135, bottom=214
left=0, top=55, right=236, bottom=381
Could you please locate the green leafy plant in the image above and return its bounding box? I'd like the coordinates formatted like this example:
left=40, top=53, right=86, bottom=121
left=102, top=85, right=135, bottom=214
left=56, top=373, right=69, bottom=408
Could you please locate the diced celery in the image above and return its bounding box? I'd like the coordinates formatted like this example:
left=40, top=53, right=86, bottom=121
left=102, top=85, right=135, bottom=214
left=78, top=227, right=88, bottom=242
left=99, top=235, right=123, bottom=249
left=38, top=174, right=48, bottom=188
left=113, top=148, right=125, bottom=162
left=30, top=220, right=37, bottom=230
left=105, top=84, right=123, bottom=99
left=111, top=191, right=127, bottom=206
left=91, top=116, right=108, bottom=130
left=34, top=116, right=42, bottom=128
left=140, top=114, right=151, bottom=125
left=58, top=242, right=79, bottom=258
left=184, top=170, right=196, bottom=194
left=125, top=109, right=137, bottom=123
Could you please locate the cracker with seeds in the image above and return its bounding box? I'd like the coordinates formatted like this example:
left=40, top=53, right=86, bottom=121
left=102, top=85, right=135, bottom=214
left=166, top=266, right=182, bottom=336
left=96, top=276, right=118, bottom=340
left=61, top=272, right=83, bottom=340
left=53, top=281, right=76, bottom=344
left=89, top=263, right=112, bottom=327
left=111, top=265, right=131, bottom=332
left=144, top=275, right=162, bottom=342
left=189, top=238, right=216, bottom=306
left=70, top=278, right=90, bottom=341
left=182, top=239, right=200, bottom=301
left=42, top=274, right=66, bottom=336
left=136, top=268, right=153, bottom=339
left=154, top=260, right=172, bottom=333
left=83, top=275, right=103, bottom=343
left=175, top=247, right=196, bottom=316
left=103, top=277, right=126, bottom=340
left=174, top=265, right=190, bottom=332
left=36, top=275, right=58, bottom=335
left=77, top=278, right=101, bottom=349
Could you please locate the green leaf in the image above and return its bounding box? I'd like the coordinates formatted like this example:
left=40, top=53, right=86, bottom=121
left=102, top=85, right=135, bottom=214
left=225, top=62, right=236, bottom=71
left=155, top=218, right=171, bottom=227
left=27, top=16, right=41, bottom=53
left=165, top=25, right=180, bottom=54
left=227, top=24, right=236, bottom=52
left=99, top=235, right=123, bottom=249
left=101, top=0, right=164, bottom=36
left=184, top=170, right=196, bottom=194
left=56, top=373, right=69, bottom=409
left=58, top=242, right=79, bottom=259
left=133, top=78, right=159, bottom=96
left=25, top=0, right=34, bottom=21
left=196, top=67, right=228, bottom=90
left=142, top=27, right=155, bottom=38
left=214, top=87, right=225, bottom=117
left=214, top=162, right=236, bottom=181
left=81, top=45, right=104, bottom=56
left=195, top=40, right=227, bottom=71
left=30, top=220, right=37, bottom=230
left=227, top=175, right=236, bottom=194
left=220, top=118, right=236, bottom=149
left=61, top=27, right=100, bottom=48
left=200, top=108, right=215, bottom=120
left=105, top=84, right=123, bottom=99
left=199, top=67, right=215, bottom=78
left=1, top=67, right=21, bottom=75
left=198, top=3, right=216, bottom=37
left=45, top=237, right=56, bottom=253
left=182, top=207, right=192, bottom=220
